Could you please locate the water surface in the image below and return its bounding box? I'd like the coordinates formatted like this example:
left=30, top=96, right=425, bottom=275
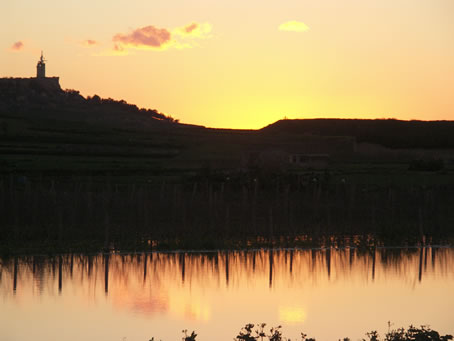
left=1, top=247, right=453, bottom=341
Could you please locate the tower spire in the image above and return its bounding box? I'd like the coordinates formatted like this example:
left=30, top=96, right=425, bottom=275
left=36, top=51, right=46, bottom=78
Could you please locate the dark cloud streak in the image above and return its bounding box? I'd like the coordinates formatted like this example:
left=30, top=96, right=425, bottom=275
left=85, top=39, right=98, bottom=46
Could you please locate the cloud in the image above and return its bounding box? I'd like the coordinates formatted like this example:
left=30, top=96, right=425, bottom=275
left=10, top=41, right=24, bottom=51
left=111, top=22, right=212, bottom=53
left=278, top=21, right=309, bottom=32
left=94, top=50, right=129, bottom=57
left=173, top=22, right=212, bottom=38
left=185, top=23, right=198, bottom=33
left=94, top=43, right=130, bottom=56
left=82, top=39, right=99, bottom=47
left=113, top=25, right=172, bottom=50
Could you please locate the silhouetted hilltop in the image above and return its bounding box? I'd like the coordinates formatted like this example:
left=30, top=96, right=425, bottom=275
left=0, top=77, right=178, bottom=128
left=262, top=119, right=454, bottom=149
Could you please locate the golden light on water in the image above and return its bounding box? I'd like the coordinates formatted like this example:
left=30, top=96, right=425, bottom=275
left=278, top=306, right=307, bottom=323
left=171, top=297, right=212, bottom=321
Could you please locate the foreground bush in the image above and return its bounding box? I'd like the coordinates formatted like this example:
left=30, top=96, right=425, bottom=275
left=149, top=323, right=453, bottom=341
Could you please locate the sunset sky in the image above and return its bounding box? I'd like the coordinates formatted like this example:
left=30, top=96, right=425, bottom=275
left=1, top=0, right=453, bottom=128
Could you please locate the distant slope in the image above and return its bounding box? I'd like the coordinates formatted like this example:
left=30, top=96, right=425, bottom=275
left=262, top=119, right=454, bottom=149
left=0, top=77, right=183, bottom=130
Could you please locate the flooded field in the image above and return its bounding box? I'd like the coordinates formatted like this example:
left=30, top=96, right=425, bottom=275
left=1, top=247, right=453, bottom=341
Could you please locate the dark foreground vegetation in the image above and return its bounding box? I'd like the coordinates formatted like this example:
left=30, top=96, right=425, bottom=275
left=152, top=324, right=453, bottom=341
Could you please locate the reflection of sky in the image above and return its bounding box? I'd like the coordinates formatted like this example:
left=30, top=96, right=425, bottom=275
left=1, top=248, right=454, bottom=341
left=279, top=306, right=306, bottom=323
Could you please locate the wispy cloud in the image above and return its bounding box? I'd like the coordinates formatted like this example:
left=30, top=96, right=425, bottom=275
left=94, top=48, right=130, bottom=57
left=185, top=23, right=198, bottom=33
left=279, top=21, right=309, bottom=32
left=81, top=39, right=99, bottom=47
left=10, top=41, right=24, bottom=51
left=110, top=22, right=212, bottom=54
left=173, top=22, right=212, bottom=39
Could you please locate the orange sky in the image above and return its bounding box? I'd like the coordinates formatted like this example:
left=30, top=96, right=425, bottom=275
left=1, top=0, right=454, bottom=128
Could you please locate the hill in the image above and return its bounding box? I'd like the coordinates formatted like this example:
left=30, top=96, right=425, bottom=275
left=1, top=79, right=454, bottom=178
left=262, top=118, right=454, bottom=149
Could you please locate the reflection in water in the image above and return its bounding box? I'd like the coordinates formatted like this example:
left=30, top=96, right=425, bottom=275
left=269, top=249, right=273, bottom=288
left=225, top=252, right=229, bottom=286
left=2, top=247, right=454, bottom=295
left=279, top=306, right=306, bottom=323
left=372, top=247, right=376, bottom=281
left=1, top=247, right=454, bottom=341
left=58, top=255, right=62, bottom=293
left=104, top=254, right=109, bottom=294
left=13, top=257, right=17, bottom=293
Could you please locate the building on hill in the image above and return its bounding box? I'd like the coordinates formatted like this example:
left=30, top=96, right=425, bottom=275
left=36, top=51, right=46, bottom=78
left=288, top=153, right=330, bottom=169
left=0, top=53, right=61, bottom=101
left=34, top=52, right=60, bottom=88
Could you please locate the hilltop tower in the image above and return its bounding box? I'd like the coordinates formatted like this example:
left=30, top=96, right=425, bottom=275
left=36, top=51, right=46, bottom=78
